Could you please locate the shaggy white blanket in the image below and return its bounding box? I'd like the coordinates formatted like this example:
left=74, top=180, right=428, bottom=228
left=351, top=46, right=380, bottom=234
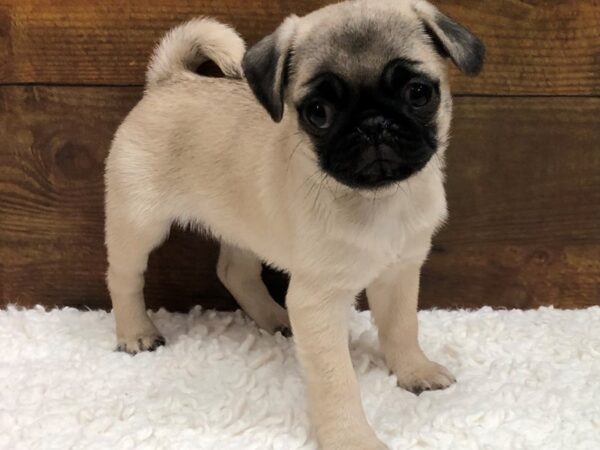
left=1, top=306, right=599, bottom=449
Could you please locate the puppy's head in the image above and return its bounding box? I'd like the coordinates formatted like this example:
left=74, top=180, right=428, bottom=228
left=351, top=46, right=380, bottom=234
left=243, top=0, right=484, bottom=189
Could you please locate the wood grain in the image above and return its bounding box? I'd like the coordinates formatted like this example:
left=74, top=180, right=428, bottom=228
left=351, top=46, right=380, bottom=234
left=1, top=86, right=598, bottom=310
left=0, top=0, right=599, bottom=95
left=420, top=97, right=600, bottom=308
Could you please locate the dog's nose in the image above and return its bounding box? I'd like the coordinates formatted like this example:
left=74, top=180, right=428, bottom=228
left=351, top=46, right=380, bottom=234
left=358, top=116, right=392, bottom=141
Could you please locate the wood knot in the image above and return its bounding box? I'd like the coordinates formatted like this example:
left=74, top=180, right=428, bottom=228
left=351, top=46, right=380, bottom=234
left=529, top=249, right=551, bottom=266
left=54, top=142, right=98, bottom=181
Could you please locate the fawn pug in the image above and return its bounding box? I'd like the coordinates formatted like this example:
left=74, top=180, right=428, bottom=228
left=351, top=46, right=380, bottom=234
left=105, top=1, right=484, bottom=448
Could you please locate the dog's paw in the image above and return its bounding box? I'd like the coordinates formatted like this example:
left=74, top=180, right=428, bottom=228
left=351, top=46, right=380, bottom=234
left=274, top=326, right=293, bottom=337
left=395, top=359, right=456, bottom=395
left=116, top=334, right=166, bottom=355
left=254, top=308, right=291, bottom=336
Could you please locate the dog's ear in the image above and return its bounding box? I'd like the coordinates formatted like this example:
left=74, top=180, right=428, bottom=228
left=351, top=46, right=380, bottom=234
left=413, top=1, right=485, bottom=76
left=242, top=15, right=298, bottom=122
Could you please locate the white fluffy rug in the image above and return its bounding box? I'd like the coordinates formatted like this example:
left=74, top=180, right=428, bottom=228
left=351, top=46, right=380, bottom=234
left=1, top=306, right=599, bottom=450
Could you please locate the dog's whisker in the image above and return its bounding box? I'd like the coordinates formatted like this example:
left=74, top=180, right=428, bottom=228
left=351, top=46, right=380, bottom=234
left=310, top=173, right=329, bottom=214
left=286, top=140, right=304, bottom=175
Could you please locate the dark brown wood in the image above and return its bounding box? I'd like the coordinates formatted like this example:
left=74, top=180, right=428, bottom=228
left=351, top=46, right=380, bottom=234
left=420, top=97, right=600, bottom=309
left=421, top=244, right=600, bottom=310
left=1, top=0, right=599, bottom=95
left=0, top=85, right=232, bottom=310
left=1, top=86, right=599, bottom=310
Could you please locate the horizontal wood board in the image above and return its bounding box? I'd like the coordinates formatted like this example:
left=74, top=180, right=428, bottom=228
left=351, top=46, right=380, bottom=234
left=0, top=0, right=599, bottom=94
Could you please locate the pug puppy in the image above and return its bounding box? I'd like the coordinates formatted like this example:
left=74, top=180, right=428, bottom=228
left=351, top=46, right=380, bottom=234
left=105, top=1, right=484, bottom=448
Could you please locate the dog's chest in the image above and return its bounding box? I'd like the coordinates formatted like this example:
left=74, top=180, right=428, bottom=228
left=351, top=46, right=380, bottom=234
left=338, top=200, right=435, bottom=258
left=294, top=184, right=446, bottom=289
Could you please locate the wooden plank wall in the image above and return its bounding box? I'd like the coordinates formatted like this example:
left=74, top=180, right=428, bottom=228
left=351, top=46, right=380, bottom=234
left=1, top=0, right=599, bottom=311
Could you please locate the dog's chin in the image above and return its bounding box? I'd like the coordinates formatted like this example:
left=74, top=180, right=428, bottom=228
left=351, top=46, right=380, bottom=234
left=322, top=158, right=431, bottom=194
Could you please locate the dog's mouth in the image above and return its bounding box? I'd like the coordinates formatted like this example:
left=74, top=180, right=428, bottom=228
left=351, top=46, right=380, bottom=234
left=354, top=159, right=423, bottom=186
left=322, top=139, right=436, bottom=189
left=328, top=160, right=428, bottom=189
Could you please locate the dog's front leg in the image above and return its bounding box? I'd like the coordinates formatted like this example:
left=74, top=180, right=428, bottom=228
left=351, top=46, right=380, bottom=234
left=287, top=276, right=387, bottom=450
left=367, top=261, right=456, bottom=394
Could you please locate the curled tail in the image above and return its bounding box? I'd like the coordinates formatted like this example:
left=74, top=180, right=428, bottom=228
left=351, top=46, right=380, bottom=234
left=146, top=17, right=246, bottom=87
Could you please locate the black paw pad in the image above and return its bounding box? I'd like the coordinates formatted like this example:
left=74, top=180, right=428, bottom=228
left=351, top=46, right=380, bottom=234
left=406, top=385, right=431, bottom=396
left=147, top=336, right=166, bottom=351
left=275, top=326, right=293, bottom=338
left=116, top=343, right=137, bottom=356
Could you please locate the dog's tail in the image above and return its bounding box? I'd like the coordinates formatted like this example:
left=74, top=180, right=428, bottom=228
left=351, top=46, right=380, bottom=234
left=146, top=17, right=246, bottom=88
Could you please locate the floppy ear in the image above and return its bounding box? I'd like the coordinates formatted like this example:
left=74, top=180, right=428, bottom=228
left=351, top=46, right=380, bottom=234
left=242, top=15, right=298, bottom=122
left=413, top=1, right=485, bottom=76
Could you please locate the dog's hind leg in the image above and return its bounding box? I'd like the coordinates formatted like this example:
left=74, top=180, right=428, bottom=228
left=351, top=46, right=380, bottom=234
left=217, top=243, right=291, bottom=335
left=106, top=208, right=171, bottom=354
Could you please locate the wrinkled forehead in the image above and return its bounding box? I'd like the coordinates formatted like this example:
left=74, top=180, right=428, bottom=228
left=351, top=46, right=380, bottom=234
left=291, top=13, right=443, bottom=100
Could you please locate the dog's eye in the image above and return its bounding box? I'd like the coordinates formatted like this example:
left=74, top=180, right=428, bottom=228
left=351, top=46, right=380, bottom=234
left=304, top=101, right=334, bottom=130
left=404, top=81, right=433, bottom=108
